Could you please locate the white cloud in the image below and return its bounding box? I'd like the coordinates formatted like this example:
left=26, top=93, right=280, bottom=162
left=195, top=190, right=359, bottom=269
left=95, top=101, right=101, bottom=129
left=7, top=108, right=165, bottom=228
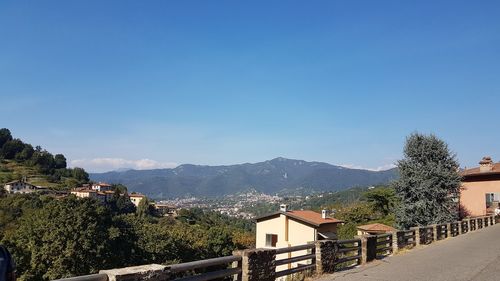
left=339, top=163, right=396, bottom=171
left=70, top=158, right=178, bottom=173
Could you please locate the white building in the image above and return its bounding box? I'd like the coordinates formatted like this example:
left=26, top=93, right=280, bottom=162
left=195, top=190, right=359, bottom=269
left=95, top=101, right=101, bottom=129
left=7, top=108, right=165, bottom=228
left=3, top=180, right=39, bottom=194
left=129, top=193, right=146, bottom=207
left=91, top=182, right=113, bottom=192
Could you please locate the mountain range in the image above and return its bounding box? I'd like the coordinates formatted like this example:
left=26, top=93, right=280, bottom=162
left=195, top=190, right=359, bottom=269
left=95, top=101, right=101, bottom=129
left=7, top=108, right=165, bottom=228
left=89, top=157, right=398, bottom=199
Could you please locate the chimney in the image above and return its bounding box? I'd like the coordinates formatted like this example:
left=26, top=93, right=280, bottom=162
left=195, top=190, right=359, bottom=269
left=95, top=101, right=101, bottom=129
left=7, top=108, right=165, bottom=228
left=280, top=204, right=289, bottom=212
left=321, top=209, right=328, bottom=219
left=479, top=156, right=494, bottom=173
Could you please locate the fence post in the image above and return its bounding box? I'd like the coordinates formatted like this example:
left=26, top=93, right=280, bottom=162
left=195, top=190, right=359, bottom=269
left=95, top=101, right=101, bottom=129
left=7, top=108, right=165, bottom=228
left=314, top=240, right=337, bottom=274
left=432, top=224, right=438, bottom=242
left=410, top=227, right=420, bottom=246
left=234, top=249, right=276, bottom=281
left=492, top=215, right=496, bottom=225
left=359, top=235, right=377, bottom=265
left=391, top=231, right=399, bottom=254
left=457, top=222, right=462, bottom=235
left=99, top=264, right=170, bottom=281
left=446, top=223, right=451, bottom=238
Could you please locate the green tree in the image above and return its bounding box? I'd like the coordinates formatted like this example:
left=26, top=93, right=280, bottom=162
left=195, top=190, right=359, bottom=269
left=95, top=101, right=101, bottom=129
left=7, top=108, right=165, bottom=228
left=363, top=187, right=397, bottom=216
left=2, top=197, right=116, bottom=280
left=54, top=154, right=67, bottom=169
left=1, top=139, right=25, bottom=159
left=0, top=128, right=12, bottom=148
left=15, top=144, right=34, bottom=161
left=334, top=202, right=374, bottom=224
left=393, top=133, right=461, bottom=229
left=71, top=167, right=89, bottom=183
left=136, top=197, right=155, bottom=218
left=30, top=149, right=55, bottom=173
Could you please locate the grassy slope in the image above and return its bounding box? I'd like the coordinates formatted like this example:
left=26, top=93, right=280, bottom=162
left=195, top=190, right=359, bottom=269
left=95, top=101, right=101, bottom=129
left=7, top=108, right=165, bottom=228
left=0, top=160, right=62, bottom=188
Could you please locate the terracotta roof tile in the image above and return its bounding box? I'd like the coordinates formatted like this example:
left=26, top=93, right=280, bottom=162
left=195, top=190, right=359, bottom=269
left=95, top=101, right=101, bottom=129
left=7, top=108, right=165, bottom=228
left=255, top=210, right=343, bottom=227
left=287, top=210, right=342, bottom=225
left=461, top=163, right=500, bottom=177
left=357, top=223, right=396, bottom=233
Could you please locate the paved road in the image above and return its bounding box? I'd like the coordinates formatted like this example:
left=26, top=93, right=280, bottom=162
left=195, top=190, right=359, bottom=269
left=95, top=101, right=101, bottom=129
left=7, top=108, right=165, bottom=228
left=317, top=223, right=500, bottom=281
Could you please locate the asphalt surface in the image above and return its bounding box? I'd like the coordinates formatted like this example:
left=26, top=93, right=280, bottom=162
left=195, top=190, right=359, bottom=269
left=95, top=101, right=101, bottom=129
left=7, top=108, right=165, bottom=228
left=317, top=223, right=500, bottom=281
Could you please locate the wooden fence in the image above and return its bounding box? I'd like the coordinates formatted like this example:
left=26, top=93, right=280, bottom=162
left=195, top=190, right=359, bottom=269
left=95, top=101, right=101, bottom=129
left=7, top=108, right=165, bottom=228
left=54, top=215, right=496, bottom=281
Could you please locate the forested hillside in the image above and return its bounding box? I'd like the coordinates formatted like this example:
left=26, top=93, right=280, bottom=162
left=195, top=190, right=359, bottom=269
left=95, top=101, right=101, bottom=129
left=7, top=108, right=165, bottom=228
left=0, top=193, right=254, bottom=280
left=91, top=157, right=398, bottom=198
left=0, top=128, right=89, bottom=189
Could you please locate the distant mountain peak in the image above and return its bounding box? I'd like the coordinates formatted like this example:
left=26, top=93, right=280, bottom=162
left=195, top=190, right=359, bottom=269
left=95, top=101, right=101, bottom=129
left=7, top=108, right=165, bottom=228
left=90, top=157, right=398, bottom=199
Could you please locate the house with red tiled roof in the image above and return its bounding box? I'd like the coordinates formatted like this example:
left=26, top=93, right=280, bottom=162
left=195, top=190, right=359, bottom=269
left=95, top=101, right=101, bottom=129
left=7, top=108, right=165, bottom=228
left=356, top=223, right=396, bottom=236
left=255, top=205, right=343, bottom=278
left=460, top=156, right=500, bottom=216
left=129, top=193, right=146, bottom=207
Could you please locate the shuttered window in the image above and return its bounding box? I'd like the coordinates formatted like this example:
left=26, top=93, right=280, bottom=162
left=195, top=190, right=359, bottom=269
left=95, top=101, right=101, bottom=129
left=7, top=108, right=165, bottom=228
left=265, top=234, right=278, bottom=247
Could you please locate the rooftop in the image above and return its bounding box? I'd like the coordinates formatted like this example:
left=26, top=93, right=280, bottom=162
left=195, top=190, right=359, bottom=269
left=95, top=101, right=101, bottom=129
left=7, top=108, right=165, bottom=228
left=461, top=156, right=500, bottom=178
left=94, top=182, right=112, bottom=187
left=255, top=209, right=343, bottom=227
left=357, top=223, right=396, bottom=233
left=129, top=193, right=145, bottom=198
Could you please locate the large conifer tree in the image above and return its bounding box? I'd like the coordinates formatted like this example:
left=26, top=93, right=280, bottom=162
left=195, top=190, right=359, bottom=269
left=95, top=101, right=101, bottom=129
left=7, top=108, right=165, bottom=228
left=393, top=133, right=461, bottom=229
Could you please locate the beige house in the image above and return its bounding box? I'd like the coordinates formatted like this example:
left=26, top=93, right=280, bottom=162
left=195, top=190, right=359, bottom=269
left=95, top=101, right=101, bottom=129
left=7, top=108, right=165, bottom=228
left=460, top=156, right=500, bottom=217
left=70, top=188, right=107, bottom=203
left=3, top=180, right=38, bottom=194
left=154, top=203, right=177, bottom=217
left=129, top=193, right=146, bottom=207
left=356, top=223, right=396, bottom=236
left=255, top=205, right=343, bottom=276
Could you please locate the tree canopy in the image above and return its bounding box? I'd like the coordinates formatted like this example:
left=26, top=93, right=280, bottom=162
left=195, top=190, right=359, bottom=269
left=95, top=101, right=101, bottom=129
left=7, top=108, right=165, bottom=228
left=393, top=133, right=461, bottom=229
left=0, top=194, right=255, bottom=281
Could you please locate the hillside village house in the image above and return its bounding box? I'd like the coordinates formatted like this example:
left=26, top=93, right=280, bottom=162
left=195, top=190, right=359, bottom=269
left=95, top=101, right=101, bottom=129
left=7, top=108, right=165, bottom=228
left=91, top=182, right=113, bottom=192
left=356, top=223, right=396, bottom=236
left=255, top=205, right=343, bottom=277
left=129, top=193, right=146, bottom=207
left=70, top=187, right=114, bottom=203
left=153, top=203, right=178, bottom=217
left=460, top=156, right=500, bottom=216
left=3, top=180, right=40, bottom=194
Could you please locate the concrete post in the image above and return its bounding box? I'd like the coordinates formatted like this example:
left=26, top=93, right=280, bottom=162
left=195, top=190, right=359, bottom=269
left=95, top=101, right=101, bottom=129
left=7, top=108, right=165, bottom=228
left=234, top=249, right=276, bottom=281
left=432, top=224, right=438, bottom=242
left=391, top=231, right=399, bottom=254
left=99, top=264, right=170, bottom=281
left=314, top=240, right=337, bottom=274
left=359, top=235, right=377, bottom=265
left=465, top=219, right=470, bottom=232
left=410, top=227, right=420, bottom=246
left=446, top=223, right=451, bottom=238
left=491, top=215, right=496, bottom=225
left=457, top=221, right=462, bottom=235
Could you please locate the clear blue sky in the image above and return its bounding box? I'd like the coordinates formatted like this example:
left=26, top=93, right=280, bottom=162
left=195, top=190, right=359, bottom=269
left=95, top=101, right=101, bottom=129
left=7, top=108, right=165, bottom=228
left=1, top=1, right=499, bottom=172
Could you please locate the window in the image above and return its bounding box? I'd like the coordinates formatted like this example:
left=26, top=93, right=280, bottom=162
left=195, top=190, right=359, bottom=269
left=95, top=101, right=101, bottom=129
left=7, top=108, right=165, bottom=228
left=265, top=234, right=278, bottom=247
